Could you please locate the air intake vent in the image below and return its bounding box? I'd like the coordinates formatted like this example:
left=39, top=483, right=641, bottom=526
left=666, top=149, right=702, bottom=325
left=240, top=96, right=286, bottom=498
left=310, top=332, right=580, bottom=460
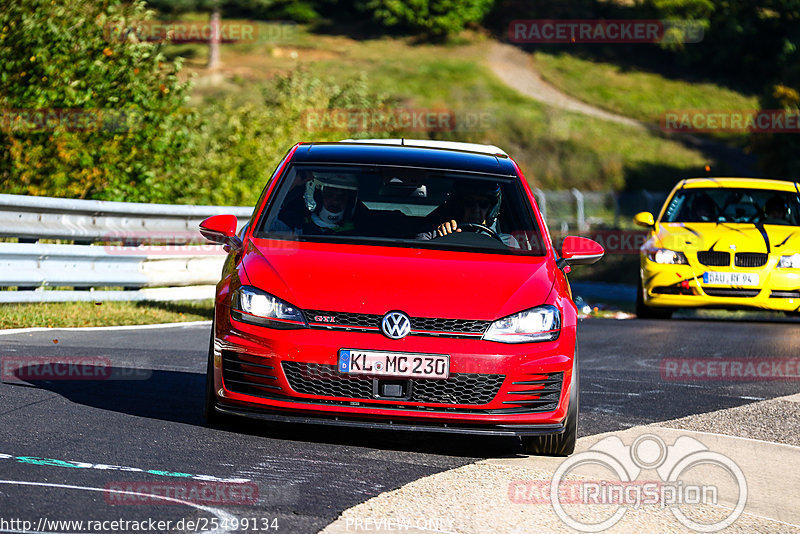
left=697, top=251, right=730, bottom=266
left=734, top=253, right=768, bottom=268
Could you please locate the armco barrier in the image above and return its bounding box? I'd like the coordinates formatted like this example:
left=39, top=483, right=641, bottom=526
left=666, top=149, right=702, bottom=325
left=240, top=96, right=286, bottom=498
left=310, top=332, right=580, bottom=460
left=0, top=193, right=252, bottom=243
left=0, top=194, right=252, bottom=303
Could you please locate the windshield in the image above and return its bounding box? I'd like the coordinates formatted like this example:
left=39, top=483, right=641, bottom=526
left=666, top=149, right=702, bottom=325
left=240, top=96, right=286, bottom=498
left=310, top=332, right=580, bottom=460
left=254, top=164, right=546, bottom=255
left=662, top=187, right=800, bottom=225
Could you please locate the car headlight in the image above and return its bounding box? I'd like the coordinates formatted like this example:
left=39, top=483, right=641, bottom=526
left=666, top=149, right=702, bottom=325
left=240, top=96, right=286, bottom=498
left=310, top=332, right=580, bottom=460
left=483, top=305, right=560, bottom=343
left=647, top=248, right=688, bottom=265
left=778, top=254, right=800, bottom=268
left=231, top=286, right=307, bottom=328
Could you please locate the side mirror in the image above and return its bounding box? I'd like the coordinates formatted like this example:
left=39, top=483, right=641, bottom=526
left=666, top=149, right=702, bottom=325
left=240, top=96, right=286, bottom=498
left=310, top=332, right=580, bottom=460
left=634, top=211, right=655, bottom=228
left=199, top=214, right=242, bottom=250
left=559, top=236, right=604, bottom=266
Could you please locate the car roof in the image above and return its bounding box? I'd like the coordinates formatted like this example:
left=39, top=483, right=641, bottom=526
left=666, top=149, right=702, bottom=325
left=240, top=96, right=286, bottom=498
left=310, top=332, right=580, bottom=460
left=678, top=177, right=800, bottom=192
left=288, top=141, right=518, bottom=176
left=339, top=138, right=508, bottom=156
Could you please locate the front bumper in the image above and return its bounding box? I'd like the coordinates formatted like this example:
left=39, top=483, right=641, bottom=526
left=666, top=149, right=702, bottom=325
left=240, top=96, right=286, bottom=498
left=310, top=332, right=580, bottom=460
left=641, top=255, right=800, bottom=312
left=211, top=308, right=576, bottom=430
left=214, top=404, right=566, bottom=437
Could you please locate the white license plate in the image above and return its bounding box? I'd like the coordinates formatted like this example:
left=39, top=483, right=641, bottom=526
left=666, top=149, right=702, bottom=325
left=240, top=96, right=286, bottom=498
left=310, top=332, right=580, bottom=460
left=703, top=272, right=760, bottom=286
left=338, top=349, right=449, bottom=379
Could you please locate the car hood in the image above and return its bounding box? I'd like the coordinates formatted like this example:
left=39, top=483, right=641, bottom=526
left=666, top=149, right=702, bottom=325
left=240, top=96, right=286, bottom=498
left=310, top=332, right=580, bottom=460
left=655, top=222, right=800, bottom=254
left=241, top=238, right=556, bottom=320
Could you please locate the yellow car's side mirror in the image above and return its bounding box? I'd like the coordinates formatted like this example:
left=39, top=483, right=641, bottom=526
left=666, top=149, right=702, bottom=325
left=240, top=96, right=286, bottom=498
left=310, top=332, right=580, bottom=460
left=634, top=211, right=655, bottom=228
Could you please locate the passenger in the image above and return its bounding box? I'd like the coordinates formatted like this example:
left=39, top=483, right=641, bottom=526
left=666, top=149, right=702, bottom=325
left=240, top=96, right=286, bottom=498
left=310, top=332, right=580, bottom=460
left=763, top=195, right=790, bottom=225
left=300, top=174, right=359, bottom=235
left=276, top=168, right=315, bottom=230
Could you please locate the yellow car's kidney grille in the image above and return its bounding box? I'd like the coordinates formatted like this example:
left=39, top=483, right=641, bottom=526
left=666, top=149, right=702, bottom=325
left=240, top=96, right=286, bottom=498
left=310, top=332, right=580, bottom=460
left=734, top=253, right=768, bottom=268
left=697, top=251, right=730, bottom=266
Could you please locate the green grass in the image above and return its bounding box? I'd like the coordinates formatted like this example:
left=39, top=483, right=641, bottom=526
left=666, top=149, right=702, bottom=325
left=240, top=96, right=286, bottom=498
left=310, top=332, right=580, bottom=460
left=533, top=51, right=759, bottom=146
left=174, top=28, right=711, bottom=192
left=0, top=300, right=214, bottom=329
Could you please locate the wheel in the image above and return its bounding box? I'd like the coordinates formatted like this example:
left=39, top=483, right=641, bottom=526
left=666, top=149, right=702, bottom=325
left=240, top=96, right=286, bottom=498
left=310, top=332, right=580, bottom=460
left=635, top=277, right=673, bottom=319
left=458, top=222, right=503, bottom=242
left=521, top=348, right=579, bottom=456
left=204, top=326, right=227, bottom=426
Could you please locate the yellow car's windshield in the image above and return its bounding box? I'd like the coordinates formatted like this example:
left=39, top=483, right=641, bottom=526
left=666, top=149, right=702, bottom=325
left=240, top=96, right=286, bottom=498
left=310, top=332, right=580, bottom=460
left=663, top=187, right=800, bottom=225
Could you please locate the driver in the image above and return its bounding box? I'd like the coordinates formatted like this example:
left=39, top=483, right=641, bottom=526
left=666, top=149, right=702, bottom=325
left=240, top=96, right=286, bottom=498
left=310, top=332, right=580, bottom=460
left=689, top=193, right=717, bottom=222
left=418, top=181, right=519, bottom=247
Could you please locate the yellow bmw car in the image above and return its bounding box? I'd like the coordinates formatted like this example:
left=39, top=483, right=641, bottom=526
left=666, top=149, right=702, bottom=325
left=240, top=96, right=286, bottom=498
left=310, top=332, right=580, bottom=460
left=634, top=177, right=800, bottom=318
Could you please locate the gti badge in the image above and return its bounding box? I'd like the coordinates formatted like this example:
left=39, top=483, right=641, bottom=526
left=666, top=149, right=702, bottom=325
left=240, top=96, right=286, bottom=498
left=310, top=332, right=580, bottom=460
left=381, top=311, right=411, bottom=339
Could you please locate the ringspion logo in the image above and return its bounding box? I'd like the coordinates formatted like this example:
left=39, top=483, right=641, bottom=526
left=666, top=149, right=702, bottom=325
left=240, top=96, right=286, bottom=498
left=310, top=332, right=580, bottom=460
left=513, top=433, right=747, bottom=532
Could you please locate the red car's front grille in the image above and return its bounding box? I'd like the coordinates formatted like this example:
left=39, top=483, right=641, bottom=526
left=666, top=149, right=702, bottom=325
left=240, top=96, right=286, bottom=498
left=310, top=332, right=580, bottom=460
left=303, top=309, right=490, bottom=338
left=282, top=362, right=503, bottom=405
left=221, top=355, right=564, bottom=415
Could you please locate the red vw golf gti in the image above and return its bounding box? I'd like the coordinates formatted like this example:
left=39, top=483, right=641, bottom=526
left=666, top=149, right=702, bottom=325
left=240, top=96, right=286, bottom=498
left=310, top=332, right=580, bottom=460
left=200, top=140, right=603, bottom=455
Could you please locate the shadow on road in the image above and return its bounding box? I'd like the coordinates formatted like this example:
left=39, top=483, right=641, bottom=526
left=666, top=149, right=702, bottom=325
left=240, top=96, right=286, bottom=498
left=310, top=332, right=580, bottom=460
left=12, top=366, right=523, bottom=459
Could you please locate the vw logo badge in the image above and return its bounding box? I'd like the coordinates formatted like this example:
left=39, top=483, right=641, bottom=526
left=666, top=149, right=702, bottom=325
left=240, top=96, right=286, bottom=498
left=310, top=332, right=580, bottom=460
left=381, top=311, right=411, bottom=339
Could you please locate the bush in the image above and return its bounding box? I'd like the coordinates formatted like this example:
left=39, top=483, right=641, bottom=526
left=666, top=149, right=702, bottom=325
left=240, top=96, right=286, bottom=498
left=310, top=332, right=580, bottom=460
left=360, top=0, right=494, bottom=37
left=0, top=0, right=195, bottom=202
left=181, top=69, right=394, bottom=206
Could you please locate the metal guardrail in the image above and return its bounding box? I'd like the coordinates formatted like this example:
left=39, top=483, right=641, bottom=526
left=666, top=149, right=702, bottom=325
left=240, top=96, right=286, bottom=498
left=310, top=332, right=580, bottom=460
left=0, top=194, right=252, bottom=303
left=0, top=193, right=252, bottom=243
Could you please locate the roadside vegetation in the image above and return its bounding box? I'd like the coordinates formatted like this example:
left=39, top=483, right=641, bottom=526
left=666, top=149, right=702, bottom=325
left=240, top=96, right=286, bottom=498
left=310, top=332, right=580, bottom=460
left=2, top=0, right=798, bottom=322
left=4, top=0, right=787, bottom=206
left=0, top=300, right=213, bottom=329
left=532, top=51, right=759, bottom=146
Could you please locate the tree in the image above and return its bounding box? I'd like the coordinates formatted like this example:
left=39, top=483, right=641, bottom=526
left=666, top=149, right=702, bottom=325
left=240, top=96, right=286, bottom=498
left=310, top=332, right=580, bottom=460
left=144, top=0, right=322, bottom=68
left=0, top=0, right=195, bottom=202
left=360, top=0, right=494, bottom=37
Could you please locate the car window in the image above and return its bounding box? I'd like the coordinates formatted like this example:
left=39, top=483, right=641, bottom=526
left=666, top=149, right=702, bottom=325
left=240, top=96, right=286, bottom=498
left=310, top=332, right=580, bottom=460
left=254, top=164, right=546, bottom=255
left=662, top=188, right=800, bottom=225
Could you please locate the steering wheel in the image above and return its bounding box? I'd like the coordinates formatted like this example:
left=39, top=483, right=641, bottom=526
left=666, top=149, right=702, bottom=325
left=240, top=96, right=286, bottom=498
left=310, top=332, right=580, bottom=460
left=458, top=223, right=503, bottom=242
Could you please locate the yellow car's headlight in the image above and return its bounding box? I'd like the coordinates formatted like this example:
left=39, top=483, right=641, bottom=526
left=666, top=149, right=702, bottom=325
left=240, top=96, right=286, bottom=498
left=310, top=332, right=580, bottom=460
left=778, top=254, right=800, bottom=268
left=646, top=248, right=688, bottom=265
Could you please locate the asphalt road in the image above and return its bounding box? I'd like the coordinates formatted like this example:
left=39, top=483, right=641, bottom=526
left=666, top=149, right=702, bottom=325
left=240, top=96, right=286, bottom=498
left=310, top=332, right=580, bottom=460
left=1, top=317, right=798, bottom=533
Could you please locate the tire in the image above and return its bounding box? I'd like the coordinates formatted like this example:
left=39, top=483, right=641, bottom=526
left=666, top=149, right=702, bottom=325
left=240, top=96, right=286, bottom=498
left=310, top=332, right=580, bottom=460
left=204, top=326, right=226, bottom=426
left=636, top=277, right=673, bottom=319
left=521, top=348, right=579, bottom=457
